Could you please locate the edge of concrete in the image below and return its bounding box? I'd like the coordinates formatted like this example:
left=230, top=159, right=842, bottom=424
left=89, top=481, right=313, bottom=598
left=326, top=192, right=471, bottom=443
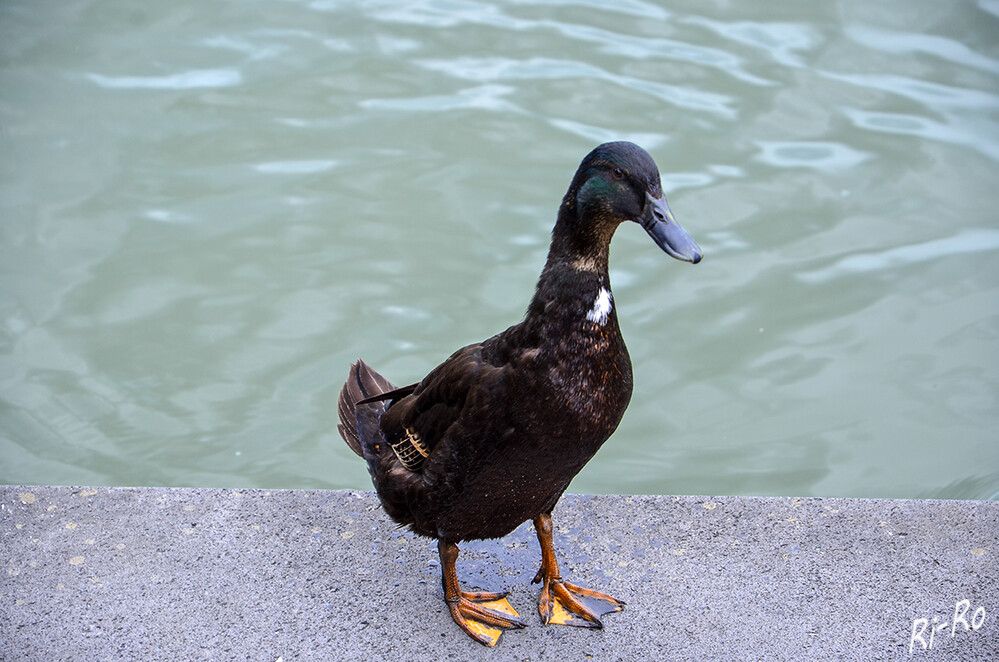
left=2, top=486, right=996, bottom=661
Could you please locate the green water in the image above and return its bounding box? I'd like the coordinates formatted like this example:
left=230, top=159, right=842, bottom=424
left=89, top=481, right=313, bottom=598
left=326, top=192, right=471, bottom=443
left=2, top=1, right=998, bottom=499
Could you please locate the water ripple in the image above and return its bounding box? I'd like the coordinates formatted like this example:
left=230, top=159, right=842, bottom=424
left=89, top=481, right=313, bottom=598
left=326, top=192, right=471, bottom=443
left=419, top=56, right=601, bottom=82
left=755, top=141, right=871, bottom=171
left=983, top=0, right=999, bottom=18
left=823, top=72, right=999, bottom=111
left=846, top=26, right=999, bottom=75
left=86, top=69, right=242, bottom=89
left=418, top=56, right=736, bottom=116
left=548, top=118, right=667, bottom=149
left=685, top=18, right=820, bottom=69
left=253, top=160, right=340, bottom=174
left=510, top=0, right=670, bottom=20
left=330, top=0, right=521, bottom=28
left=350, top=1, right=766, bottom=87
left=798, top=228, right=999, bottom=283
left=203, top=36, right=289, bottom=60
left=359, top=84, right=519, bottom=112
left=844, top=109, right=999, bottom=162
left=144, top=209, right=192, bottom=224
left=542, top=21, right=772, bottom=86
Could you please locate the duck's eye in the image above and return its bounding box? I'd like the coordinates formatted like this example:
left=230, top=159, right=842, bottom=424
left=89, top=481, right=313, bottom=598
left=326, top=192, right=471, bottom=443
left=612, top=168, right=625, bottom=180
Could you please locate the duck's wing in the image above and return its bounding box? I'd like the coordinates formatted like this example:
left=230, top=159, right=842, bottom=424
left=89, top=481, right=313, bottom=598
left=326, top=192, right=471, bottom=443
left=361, top=341, right=513, bottom=532
left=382, top=311, right=543, bottom=452
left=379, top=342, right=513, bottom=463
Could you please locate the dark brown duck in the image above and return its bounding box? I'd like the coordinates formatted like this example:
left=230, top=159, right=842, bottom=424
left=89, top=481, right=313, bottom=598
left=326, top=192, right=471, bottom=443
left=338, top=141, right=701, bottom=646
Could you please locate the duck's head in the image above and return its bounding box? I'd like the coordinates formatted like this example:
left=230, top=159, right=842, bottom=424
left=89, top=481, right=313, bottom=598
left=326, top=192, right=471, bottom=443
left=562, top=141, right=702, bottom=264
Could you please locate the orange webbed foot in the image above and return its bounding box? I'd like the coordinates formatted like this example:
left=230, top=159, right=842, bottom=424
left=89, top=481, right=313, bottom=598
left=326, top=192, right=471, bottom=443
left=534, top=569, right=625, bottom=627
left=531, top=513, right=625, bottom=629
left=438, top=540, right=527, bottom=646
left=447, top=590, right=527, bottom=646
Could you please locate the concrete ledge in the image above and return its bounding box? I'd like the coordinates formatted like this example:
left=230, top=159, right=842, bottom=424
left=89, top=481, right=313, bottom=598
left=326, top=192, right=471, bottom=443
left=1, top=486, right=995, bottom=661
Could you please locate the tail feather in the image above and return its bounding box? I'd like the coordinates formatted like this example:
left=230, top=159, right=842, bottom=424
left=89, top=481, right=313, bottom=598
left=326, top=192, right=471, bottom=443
left=337, top=359, right=398, bottom=457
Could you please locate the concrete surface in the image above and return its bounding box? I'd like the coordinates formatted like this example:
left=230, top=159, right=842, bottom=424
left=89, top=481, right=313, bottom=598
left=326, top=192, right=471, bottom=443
left=1, top=486, right=995, bottom=661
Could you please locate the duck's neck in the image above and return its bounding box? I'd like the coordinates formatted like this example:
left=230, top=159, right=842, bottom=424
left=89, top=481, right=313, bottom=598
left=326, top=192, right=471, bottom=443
left=525, top=212, right=617, bottom=330
left=545, top=198, right=616, bottom=272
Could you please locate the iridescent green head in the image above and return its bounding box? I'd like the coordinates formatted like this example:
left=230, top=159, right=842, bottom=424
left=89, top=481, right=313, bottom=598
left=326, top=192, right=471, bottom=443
left=563, top=141, right=702, bottom=264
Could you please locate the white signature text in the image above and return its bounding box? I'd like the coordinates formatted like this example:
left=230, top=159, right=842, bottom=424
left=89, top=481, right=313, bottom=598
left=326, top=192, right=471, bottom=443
left=909, top=599, right=986, bottom=654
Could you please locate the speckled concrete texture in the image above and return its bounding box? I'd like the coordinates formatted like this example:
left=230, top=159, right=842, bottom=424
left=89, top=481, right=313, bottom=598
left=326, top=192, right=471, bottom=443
left=1, top=487, right=995, bottom=661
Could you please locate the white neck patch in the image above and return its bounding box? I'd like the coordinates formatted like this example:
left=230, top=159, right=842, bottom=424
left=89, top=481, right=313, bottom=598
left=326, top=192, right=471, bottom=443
left=586, top=287, right=613, bottom=326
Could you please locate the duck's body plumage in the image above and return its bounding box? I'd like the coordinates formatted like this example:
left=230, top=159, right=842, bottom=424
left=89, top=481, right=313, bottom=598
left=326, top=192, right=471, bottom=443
left=337, top=141, right=701, bottom=646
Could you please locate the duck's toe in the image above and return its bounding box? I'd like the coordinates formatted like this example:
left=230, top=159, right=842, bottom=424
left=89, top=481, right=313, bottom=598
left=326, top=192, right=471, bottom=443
left=448, top=591, right=527, bottom=646
left=539, top=579, right=625, bottom=628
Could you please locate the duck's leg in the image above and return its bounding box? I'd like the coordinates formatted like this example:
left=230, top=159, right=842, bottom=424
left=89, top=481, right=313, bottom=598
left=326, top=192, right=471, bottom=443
left=531, top=512, right=626, bottom=628
left=438, top=539, right=527, bottom=646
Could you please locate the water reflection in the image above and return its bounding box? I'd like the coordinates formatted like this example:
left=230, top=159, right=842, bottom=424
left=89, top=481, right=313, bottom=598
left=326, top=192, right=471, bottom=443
left=254, top=160, right=341, bottom=174
left=845, top=26, right=999, bottom=74
left=360, top=83, right=519, bottom=112
left=685, top=17, right=819, bottom=69
left=799, top=229, right=999, bottom=283
left=87, top=69, right=242, bottom=89
left=755, top=141, right=872, bottom=171
left=844, top=110, right=999, bottom=161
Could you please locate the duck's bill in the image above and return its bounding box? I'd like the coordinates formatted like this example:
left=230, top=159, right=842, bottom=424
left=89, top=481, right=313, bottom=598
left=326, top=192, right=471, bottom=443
left=639, top=193, right=702, bottom=264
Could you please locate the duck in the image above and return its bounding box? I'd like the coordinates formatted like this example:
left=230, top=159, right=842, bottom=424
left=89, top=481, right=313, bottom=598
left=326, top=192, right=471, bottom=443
left=337, top=141, right=701, bottom=646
